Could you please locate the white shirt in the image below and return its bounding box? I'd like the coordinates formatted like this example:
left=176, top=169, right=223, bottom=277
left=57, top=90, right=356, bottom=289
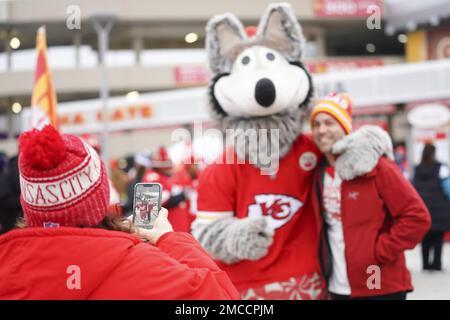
left=323, top=169, right=351, bottom=295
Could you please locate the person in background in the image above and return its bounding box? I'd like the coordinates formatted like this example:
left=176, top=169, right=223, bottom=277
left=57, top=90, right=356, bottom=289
left=142, top=146, right=191, bottom=232
left=0, top=151, right=7, bottom=175
left=80, top=134, right=121, bottom=214
left=109, top=158, right=129, bottom=204
left=171, top=152, right=203, bottom=232
left=394, top=143, right=410, bottom=179
left=123, top=151, right=152, bottom=217
left=0, top=125, right=240, bottom=300
left=310, top=93, right=431, bottom=300
left=0, top=155, right=22, bottom=235
left=413, top=143, right=450, bottom=271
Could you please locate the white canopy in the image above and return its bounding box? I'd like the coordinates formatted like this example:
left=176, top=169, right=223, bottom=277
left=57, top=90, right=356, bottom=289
left=384, top=0, right=450, bottom=34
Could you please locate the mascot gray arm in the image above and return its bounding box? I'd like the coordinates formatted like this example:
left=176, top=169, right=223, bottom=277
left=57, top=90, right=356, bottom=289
left=333, top=125, right=394, bottom=181
left=192, top=217, right=274, bottom=265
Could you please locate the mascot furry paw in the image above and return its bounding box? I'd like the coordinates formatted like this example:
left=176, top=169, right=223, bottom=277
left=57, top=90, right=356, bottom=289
left=192, top=3, right=392, bottom=300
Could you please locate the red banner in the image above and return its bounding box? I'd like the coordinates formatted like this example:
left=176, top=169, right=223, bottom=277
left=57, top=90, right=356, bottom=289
left=306, top=58, right=384, bottom=73
left=313, top=0, right=382, bottom=17
left=353, top=118, right=388, bottom=131
left=352, top=104, right=396, bottom=116
left=174, top=65, right=211, bottom=86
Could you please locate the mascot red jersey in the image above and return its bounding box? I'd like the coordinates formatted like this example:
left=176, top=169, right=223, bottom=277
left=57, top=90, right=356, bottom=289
left=192, top=3, right=392, bottom=300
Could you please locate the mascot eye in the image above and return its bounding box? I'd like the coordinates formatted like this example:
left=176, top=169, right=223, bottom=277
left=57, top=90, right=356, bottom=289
left=241, top=56, right=250, bottom=65
left=266, top=52, right=275, bottom=61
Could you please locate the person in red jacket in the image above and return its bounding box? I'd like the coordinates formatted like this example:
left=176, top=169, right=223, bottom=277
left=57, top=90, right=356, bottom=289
left=171, top=153, right=202, bottom=230
left=309, top=93, right=431, bottom=300
left=142, top=146, right=193, bottom=232
left=0, top=125, right=240, bottom=300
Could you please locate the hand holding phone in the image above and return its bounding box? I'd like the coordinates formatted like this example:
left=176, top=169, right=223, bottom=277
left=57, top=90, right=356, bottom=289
left=132, top=183, right=162, bottom=229
left=138, top=207, right=174, bottom=245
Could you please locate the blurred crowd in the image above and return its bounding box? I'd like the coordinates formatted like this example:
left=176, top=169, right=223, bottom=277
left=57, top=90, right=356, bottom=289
left=0, top=94, right=449, bottom=300
left=0, top=138, right=205, bottom=236
left=1, top=123, right=449, bottom=271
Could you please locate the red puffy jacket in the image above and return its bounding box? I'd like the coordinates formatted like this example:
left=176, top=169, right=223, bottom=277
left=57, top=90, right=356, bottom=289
left=311, top=157, right=431, bottom=297
left=0, top=227, right=240, bottom=299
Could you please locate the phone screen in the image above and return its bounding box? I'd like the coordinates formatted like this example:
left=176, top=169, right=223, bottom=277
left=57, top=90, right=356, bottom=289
left=132, top=183, right=162, bottom=229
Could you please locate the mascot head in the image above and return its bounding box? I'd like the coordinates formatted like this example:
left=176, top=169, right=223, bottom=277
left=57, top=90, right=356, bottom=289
left=206, top=3, right=313, bottom=166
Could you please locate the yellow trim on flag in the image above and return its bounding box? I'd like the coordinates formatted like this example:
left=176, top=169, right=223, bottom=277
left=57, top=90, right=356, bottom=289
left=31, top=26, right=59, bottom=129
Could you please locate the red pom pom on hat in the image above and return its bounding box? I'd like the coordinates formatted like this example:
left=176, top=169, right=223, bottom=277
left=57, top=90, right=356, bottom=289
left=19, top=125, right=67, bottom=170
left=18, top=124, right=110, bottom=228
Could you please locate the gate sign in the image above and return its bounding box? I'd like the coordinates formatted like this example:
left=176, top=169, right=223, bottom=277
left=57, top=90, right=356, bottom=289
left=313, top=0, right=382, bottom=17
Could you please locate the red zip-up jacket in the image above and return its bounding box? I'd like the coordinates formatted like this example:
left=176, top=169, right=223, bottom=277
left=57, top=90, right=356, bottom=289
left=0, top=228, right=240, bottom=299
left=311, top=157, right=431, bottom=297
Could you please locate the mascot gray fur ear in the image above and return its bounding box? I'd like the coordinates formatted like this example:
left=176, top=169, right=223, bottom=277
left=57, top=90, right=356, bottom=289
left=206, top=13, right=247, bottom=75
left=256, top=2, right=305, bottom=61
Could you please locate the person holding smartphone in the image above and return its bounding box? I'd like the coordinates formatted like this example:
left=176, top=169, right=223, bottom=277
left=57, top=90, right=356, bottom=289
left=309, top=93, right=431, bottom=300
left=0, top=125, right=240, bottom=300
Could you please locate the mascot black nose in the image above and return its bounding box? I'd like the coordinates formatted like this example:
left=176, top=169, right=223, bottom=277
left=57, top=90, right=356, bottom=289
left=255, top=78, right=276, bottom=107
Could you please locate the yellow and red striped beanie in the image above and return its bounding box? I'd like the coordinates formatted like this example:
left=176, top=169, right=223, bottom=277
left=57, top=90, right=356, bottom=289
left=310, top=92, right=353, bottom=134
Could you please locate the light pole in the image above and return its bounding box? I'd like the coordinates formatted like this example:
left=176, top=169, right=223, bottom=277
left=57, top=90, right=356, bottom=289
left=90, top=13, right=117, bottom=174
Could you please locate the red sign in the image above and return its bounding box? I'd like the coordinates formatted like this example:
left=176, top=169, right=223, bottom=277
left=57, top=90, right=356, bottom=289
left=174, top=65, right=211, bottom=86
left=353, top=118, right=388, bottom=131
left=313, top=0, right=382, bottom=17
left=306, top=59, right=384, bottom=73
left=352, top=104, right=396, bottom=116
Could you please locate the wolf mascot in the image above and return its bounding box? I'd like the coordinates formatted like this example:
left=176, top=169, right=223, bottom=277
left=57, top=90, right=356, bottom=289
left=191, top=3, right=393, bottom=300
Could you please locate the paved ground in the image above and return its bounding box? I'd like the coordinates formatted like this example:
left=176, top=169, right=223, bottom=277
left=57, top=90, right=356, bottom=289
left=405, top=242, right=450, bottom=300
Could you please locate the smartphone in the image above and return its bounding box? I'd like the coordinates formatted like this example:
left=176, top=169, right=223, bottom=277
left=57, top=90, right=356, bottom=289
left=132, top=183, right=162, bottom=229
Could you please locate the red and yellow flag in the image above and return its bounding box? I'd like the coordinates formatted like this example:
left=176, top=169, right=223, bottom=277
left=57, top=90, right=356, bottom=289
left=31, top=26, right=58, bottom=130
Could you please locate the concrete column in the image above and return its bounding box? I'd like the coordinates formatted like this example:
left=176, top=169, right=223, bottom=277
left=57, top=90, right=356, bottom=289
left=4, top=29, right=14, bottom=140
left=5, top=28, right=12, bottom=71
left=91, top=14, right=117, bottom=175
left=7, top=97, right=14, bottom=140
left=314, top=27, right=326, bottom=57
left=133, top=37, right=143, bottom=65
left=73, top=32, right=81, bottom=68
